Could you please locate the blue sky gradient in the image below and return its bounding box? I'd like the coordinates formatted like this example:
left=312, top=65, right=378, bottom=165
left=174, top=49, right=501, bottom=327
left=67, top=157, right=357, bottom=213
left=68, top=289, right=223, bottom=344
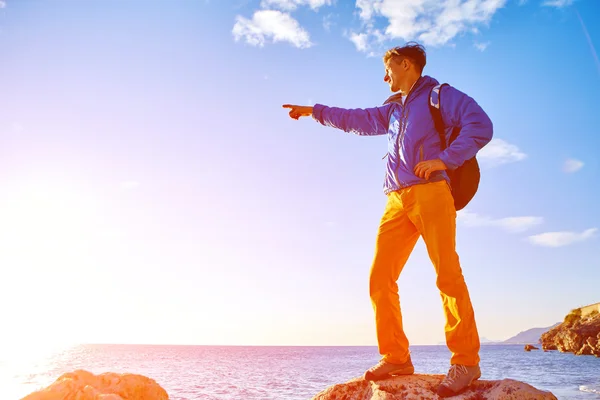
left=0, top=0, right=598, bottom=348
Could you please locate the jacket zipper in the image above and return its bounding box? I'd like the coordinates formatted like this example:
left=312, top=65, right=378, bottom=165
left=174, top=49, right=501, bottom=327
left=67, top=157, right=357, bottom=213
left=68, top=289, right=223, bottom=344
left=394, top=80, right=420, bottom=188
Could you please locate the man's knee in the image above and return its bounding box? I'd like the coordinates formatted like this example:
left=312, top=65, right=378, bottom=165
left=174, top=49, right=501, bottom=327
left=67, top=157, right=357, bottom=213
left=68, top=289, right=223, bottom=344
left=436, top=272, right=467, bottom=297
left=369, top=268, right=398, bottom=300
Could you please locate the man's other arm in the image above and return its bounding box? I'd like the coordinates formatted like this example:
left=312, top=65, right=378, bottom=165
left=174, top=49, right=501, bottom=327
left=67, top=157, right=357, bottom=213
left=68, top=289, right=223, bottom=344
left=437, top=87, right=493, bottom=169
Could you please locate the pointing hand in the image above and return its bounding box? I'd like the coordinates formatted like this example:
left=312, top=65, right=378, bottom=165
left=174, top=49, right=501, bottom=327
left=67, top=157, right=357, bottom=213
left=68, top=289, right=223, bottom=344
left=282, top=104, right=313, bottom=120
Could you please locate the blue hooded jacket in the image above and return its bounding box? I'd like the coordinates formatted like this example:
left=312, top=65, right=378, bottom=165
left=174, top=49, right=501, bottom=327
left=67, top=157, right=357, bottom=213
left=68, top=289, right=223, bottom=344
left=312, top=75, right=493, bottom=195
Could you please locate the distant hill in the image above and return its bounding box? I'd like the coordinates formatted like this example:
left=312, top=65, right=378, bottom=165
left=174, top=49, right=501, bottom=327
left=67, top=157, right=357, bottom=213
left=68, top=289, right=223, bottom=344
left=503, top=323, right=560, bottom=344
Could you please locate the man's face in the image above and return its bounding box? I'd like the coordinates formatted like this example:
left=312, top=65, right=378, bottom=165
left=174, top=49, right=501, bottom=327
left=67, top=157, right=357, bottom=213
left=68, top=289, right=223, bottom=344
left=384, top=58, right=404, bottom=93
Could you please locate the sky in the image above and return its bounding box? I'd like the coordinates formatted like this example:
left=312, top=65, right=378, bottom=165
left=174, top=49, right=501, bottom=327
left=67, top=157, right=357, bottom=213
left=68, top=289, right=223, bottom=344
left=0, top=0, right=599, bottom=350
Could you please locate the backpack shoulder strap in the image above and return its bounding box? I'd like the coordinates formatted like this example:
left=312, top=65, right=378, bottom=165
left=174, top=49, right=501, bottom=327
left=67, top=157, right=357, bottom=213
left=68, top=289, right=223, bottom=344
left=429, top=83, right=449, bottom=150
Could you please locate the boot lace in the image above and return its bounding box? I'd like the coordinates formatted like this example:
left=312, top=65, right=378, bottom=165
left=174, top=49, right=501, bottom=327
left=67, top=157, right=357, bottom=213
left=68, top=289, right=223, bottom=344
left=368, top=360, right=386, bottom=372
left=443, top=364, right=468, bottom=386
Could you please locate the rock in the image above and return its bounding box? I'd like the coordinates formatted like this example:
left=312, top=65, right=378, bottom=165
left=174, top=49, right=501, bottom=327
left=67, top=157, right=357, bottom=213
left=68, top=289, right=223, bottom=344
left=540, top=309, right=600, bottom=356
left=312, top=375, right=557, bottom=400
left=524, top=344, right=539, bottom=351
left=20, top=370, right=169, bottom=400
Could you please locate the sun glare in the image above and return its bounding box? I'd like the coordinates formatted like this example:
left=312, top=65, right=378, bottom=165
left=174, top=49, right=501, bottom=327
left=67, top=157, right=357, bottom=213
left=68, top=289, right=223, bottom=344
left=0, top=182, right=101, bottom=349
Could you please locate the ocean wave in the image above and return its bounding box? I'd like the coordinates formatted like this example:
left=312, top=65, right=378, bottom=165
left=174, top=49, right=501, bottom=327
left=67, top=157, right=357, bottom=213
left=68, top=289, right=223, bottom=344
left=579, top=385, right=600, bottom=394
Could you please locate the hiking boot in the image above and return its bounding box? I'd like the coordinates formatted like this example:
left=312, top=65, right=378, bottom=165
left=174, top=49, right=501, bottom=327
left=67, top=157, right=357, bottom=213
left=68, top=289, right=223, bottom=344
left=363, top=357, right=414, bottom=381
left=437, top=364, right=481, bottom=397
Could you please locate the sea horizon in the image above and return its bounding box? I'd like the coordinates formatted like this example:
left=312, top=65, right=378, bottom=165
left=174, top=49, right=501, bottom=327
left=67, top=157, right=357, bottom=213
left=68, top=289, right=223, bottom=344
left=3, top=343, right=598, bottom=399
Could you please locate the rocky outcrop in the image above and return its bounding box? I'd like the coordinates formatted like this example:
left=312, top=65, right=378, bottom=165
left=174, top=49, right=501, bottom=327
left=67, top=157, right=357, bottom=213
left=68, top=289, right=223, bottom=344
left=524, top=344, right=539, bottom=351
left=541, top=309, right=600, bottom=356
left=312, top=375, right=557, bottom=400
left=21, top=370, right=169, bottom=400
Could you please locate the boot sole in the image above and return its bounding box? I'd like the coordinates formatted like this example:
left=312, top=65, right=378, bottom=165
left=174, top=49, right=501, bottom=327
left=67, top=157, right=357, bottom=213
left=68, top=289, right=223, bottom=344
left=364, top=367, right=415, bottom=381
left=437, top=373, right=482, bottom=398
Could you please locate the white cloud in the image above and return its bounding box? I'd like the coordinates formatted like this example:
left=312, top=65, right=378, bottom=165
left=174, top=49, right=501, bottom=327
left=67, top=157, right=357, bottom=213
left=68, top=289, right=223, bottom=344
left=350, top=32, right=369, bottom=52
left=232, top=10, right=312, bottom=49
left=542, top=0, right=574, bottom=7
left=474, top=41, right=490, bottom=51
left=356, top=0, right=376, bottom=20
left=323, top=13, right=335, bottom=31
left=260, top=0, right=333, bottom=11
left=496, top=216, right=545, bottom=232
left=477, top=138, right=527, bottom=167
left=0, top=1, right=5, bottom=8
left=563, top=158, right=584, bottom=173
left=458, top=210, right=543, bottom=233
left=352, top=0, right=507, bottom=52
left=528, top=228, right=597, bottom=247
left=349, top=28, right=386, bottom=53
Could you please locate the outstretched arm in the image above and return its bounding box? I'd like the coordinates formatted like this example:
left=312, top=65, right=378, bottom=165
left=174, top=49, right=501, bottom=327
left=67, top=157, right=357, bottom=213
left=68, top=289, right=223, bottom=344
left=282, top=103, right=390, bottom=136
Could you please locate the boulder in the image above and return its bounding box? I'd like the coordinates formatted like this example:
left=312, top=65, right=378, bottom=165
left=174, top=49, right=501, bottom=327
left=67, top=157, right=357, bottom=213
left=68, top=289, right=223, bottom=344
left=20, top=369, right=169, bottom=400
left=312, top=375, right=557, bottom=400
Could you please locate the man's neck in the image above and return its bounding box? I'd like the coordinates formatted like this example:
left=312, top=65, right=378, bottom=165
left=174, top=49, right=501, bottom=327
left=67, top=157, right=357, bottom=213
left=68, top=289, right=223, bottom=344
left=400, top=76, right=421, bottom=95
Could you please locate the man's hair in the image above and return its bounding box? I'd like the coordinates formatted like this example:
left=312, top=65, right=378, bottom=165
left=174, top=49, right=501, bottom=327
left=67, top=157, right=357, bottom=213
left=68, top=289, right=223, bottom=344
left=383, top=42, right=427, bottom=73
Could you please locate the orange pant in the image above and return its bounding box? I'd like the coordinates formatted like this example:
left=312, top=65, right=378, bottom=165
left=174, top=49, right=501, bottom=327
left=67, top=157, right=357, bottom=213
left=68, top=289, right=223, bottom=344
left=369, top=180, right=480, bottom=366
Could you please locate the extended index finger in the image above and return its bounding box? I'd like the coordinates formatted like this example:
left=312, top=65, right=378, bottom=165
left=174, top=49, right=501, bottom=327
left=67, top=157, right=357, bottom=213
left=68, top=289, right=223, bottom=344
left=282, top=104, right=295, bottom=109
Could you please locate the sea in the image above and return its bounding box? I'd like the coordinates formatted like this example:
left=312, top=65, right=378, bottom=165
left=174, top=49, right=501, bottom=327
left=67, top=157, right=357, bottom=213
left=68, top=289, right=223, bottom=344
left=1, top=344, right=599, bottom=399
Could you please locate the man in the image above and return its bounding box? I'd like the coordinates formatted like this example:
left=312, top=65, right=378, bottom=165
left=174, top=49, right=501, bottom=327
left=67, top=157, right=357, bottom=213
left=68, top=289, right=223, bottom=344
left=283, top=42, right=492, bottom=397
